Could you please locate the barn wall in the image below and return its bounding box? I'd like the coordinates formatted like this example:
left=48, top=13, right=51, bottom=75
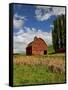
left=32, top=39, right=47, bottom=55
left=26, top=46, right=32, bottom=55
left=32, top=50, right=44, bottom=55
left=32, top=39, right=47, bottom=51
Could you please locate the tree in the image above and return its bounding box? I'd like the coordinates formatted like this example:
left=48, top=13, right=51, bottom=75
left=52, top=15, right=66, bottom=52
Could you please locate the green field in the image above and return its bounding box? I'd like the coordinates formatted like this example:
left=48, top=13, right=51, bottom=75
left=48, top=45, right=55, bottom=54
left=13, top=53, right=66, bottom=86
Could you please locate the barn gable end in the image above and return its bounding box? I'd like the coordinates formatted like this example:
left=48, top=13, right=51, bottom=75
left=26, top=37, right=48, bottom=55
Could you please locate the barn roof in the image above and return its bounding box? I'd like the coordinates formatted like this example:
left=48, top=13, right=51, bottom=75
left=27, top=41, right=33, bottom=47
left=26, top=37, right=47, bottom=48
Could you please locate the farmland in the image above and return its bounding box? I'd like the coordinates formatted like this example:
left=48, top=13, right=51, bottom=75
left=13, top=53, right=66, bottom=86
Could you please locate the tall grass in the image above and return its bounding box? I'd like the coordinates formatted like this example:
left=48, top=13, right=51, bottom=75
left=13, top=54, right=65, bottom=86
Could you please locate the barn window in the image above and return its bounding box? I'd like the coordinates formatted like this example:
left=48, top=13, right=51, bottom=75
left=44, top=50, right=47, bottom=54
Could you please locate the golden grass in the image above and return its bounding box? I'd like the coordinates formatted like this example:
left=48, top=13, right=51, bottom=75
left=13, top=54, right=65, bottom=73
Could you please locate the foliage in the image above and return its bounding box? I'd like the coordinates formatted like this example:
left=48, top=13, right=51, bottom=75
left=52, top=15, right=66, bottom=52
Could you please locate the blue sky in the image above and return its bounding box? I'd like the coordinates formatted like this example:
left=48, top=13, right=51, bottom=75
left=13, top=4, right=65, bottom=53
left=13, top=4, right=56, bottom=33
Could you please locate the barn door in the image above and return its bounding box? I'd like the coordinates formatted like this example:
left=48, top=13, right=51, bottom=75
left=44, top=50, right=47, bottom=54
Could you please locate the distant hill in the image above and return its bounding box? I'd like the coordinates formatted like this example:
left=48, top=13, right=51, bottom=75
left=48, top=45, right=55, bottom=54
left=13, top=52, right=26, bottom=56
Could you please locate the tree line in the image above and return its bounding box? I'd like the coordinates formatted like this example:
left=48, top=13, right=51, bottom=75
left=52, top=15, right=66, bottom=52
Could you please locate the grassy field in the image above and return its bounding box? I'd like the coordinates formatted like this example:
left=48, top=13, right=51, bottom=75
left=48, top=45, right=55, bottom=54
left=13, top=53, right=66, bottom=86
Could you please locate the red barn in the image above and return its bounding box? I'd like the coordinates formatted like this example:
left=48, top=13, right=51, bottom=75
left=26, top=37, right=48, bottom=55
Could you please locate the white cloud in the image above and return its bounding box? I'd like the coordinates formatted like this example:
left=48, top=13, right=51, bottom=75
left=13, top=27, right=52, bottom=53
left=13, top=14, right=26, bottom=29
left=50, top=24, right=54, bottom=28
left=35, top=6, right=65, bottom=21
left=53, top=7, right=65, bottom=16
left=35, top=6, right=52, bottom=21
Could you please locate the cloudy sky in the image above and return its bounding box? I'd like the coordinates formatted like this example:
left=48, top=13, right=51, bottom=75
left=13, top=4, right=65, bottom=53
